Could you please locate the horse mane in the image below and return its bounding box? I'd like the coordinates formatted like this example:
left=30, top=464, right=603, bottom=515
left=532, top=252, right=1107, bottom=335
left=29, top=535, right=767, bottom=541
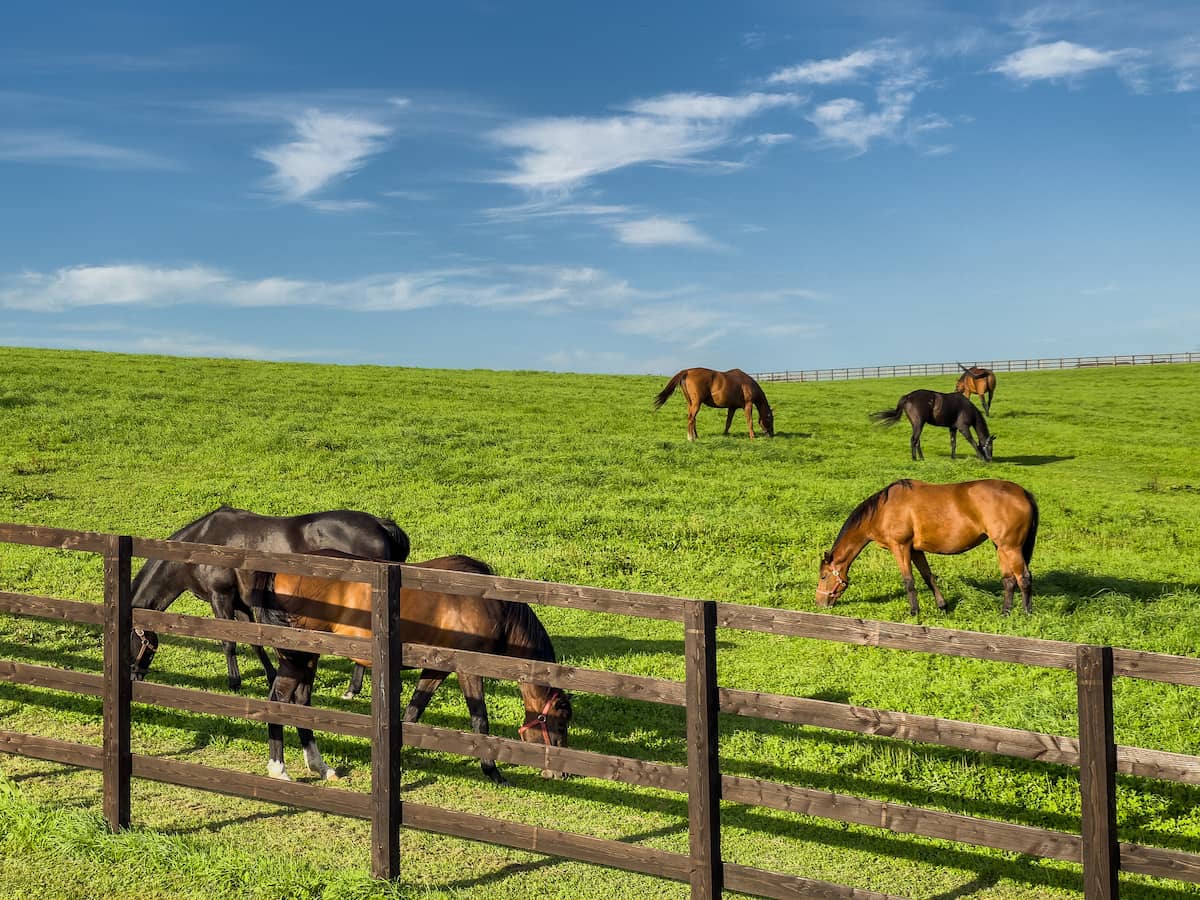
left=834, top=480, right=914, bottom=546
left=502, top=599, right=557, bottom=663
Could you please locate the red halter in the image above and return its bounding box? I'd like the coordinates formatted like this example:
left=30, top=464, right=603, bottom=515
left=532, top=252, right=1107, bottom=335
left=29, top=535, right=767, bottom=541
left=518, top=690, right=563, bottom=744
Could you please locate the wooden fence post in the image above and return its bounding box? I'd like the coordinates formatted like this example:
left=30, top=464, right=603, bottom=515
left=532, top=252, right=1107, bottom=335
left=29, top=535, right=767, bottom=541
left=371, top=562, right=404, bottom=881
left=1077, top=645, right=1119, bottom=899
left=684, top=599, right=722, bottom=898
left=102, top=534, right=132, bottom=831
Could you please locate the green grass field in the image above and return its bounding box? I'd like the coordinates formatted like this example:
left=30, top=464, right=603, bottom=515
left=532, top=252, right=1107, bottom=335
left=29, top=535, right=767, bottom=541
left=1, top=347, right=1198, bottom=899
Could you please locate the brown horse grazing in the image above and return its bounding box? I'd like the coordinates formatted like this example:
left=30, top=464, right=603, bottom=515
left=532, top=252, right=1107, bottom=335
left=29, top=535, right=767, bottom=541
left=249, top=555, right=572, bottom=785
left=816, top=479, right=1038, bottom=616
left=955, top=364, right=996, bottom=414
left=654, top=367, right=774, bottom=441
left=872, top=389, right=994, bottom=462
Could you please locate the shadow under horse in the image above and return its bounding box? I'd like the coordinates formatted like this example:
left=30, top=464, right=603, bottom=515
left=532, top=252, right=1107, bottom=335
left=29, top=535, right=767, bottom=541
left=955, top=364, right=997, bottom=414
left=872, top=389, right=993, bottom=461
left=250, top=553, right=573, bottom=786
left=129, top=506, right=410, bottom=692
left=815, top=479, right=1038, bottom=615
left=653, top=367, right=774, bottom=441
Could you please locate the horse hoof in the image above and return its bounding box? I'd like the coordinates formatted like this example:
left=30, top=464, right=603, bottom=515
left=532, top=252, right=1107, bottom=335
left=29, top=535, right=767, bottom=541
left=340, top=691, right=357, bottom=701
left=267, top=761, right=291, bottom=781
left=321, top=768, right=339, bottom=782
left=228, top=679, right=242, bottom=692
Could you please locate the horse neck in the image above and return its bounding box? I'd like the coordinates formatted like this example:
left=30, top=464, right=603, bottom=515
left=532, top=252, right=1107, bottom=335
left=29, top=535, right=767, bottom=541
left=130, top=557, right=189, bottom=611
left=517, top=680, right=558, bottom=716
left=502, top=602, right=558, bottom=710
left=830, top=512, right=875, bottom=572
left=970, top=406, right=990, bottom=438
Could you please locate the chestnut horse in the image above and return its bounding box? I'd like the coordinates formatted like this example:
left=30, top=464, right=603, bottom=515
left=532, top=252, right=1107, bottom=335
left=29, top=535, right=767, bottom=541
left=654, top=367, right=774, bottom=441
left=816, top=479, right=1038, bottom=615
left=249, top=554, right=572, bottom=785
left=872, top=389, right=994, bottom=462
left=955, top=364, right=996, bottom=414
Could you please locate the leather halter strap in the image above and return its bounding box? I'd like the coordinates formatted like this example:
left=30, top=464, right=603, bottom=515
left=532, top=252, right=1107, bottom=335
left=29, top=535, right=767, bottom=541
left=816, top=565, right=848, bottom=599
left=518, top=690, right=562, bottom=744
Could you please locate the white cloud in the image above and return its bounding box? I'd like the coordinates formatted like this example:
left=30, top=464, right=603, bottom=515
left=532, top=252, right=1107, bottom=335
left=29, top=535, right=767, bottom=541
left=1169, top=37, right=1200, bottom=91
left=0, top=130, right=176, bottom=169
left=0, top=263, right=660, bottom=314
left=610, top=216, right=716, bottom=248
left=993, top=40, right=1130, bottom=82
left=255, top=108, right=391, bottom=202
left=768, top=47, right=891, bottom=85
left=491, top=91, right=798, bottom=193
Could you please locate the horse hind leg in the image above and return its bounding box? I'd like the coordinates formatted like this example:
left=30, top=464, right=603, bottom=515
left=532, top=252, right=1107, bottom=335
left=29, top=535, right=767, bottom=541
left=458, top=672, right=508, bottom=786
left=910, top=422, right=924, bottom=461
left=266, top=661, right=303, bottom=780
left=996, top=545, right=1029, bottom=616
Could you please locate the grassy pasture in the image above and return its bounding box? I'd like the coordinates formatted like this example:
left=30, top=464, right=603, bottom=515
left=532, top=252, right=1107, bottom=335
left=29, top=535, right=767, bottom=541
left=0, top=346, right=1199, bottom=899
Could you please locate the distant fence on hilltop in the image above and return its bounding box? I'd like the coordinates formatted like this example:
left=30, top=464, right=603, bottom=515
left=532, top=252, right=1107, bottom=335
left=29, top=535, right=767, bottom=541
left=753, top=351, right=1200, bottom=384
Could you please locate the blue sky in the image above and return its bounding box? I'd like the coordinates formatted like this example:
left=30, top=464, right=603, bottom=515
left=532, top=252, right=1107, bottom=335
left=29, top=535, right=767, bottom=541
left=2, top=1, right=1198, bottom=374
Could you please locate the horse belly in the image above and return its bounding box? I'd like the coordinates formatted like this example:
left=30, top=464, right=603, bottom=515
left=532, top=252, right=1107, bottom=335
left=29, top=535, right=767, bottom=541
left=912, top=526, right=987, bottom=556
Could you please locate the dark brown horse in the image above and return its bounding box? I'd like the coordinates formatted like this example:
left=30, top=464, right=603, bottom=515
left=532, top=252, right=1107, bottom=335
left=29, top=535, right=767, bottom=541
left=816, top=479, right=1038, bottom=615
left=654, top=367, right=774, bottom=441
left=872, top=389, right=994, bottom=461
left=250, top=554, right=572, bottom=785
left=955, top=364, right=996, bottom=414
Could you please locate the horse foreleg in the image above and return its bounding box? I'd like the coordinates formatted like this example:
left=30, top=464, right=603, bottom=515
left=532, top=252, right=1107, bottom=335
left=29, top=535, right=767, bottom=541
left=292, top=662, right=336, bottom=781
left=961, top=427, right=986, bottom=461
left=403, top=669, right=449, bottom=723
left=888, top=545, right=920, bottom=616
left=342, top=663, right=368, bottom=700
left=209, top=589, right=244, bottom=691
left=911, top=551, right=948, bottom=611
left=949, top=428, right=958, bottom=459
left=743, top=402, right=756, bottom=438
left=724, top=407, right=736, bottom=435
left=459, top=672, right=507, bottom=786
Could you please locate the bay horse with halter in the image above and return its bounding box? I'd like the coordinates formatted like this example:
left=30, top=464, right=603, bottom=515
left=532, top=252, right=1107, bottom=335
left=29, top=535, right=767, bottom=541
left=872, top=389, right=994, bottom=462
left=955, top=364, right=996, bottom=414
left=249, top=554, right=572, bottom=785
left=816, top=479, right=1038, bottom=615
left=653, top=367, right=774, bottom=441
left=129, top=507, right=409, bottom=692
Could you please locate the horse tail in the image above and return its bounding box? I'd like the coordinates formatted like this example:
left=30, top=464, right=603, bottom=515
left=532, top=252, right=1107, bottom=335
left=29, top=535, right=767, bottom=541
left=654, top=370, right=686, bottom=409
left=1022, top=490, right=1039, bottom=565
left=870, top=401, right=904, bottom=427
left=377, top=517, right=411, bottom=562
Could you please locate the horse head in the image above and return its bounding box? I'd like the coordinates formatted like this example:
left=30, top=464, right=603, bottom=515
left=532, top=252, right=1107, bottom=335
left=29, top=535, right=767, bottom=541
left=979, top=435, right=995, bottom=462
left=519, top=689, right=573, bottom=778
left=761, top=405, right=775, bottom=437
left=815, top=551, right=850, bottom=607
left=129, top=627, right=159, bottom=681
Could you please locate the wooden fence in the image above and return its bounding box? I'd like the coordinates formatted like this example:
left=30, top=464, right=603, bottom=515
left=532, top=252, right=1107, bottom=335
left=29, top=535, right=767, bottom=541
left=753, top=351, right=1200, bottom=384
left=1, top=522, right=1200, bottom=899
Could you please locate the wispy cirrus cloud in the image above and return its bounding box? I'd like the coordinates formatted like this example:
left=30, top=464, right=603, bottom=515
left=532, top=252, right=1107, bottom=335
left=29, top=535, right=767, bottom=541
left=490, top=90, right=800, bottom=194
left=255, top=108, right=392, bottom=204
left=992, top=40, right=1137, bottom=82
left=0, top=130, right=177, bottom=169
left=0, top=262, right=661, bottom=314
left=768, top=47, right=893, bottom=86
left=609, top=216, right=717, bottom=248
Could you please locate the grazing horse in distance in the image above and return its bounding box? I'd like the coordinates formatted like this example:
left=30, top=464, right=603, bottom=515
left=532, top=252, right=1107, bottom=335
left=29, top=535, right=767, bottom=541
left=250, top=554, right=572, bottom=785
left=872, top=390, right=994, bottom=462
left=129, top=506, right=410, bottom=691
left=654, top=367, right=774, bottom=441
left=816, top=479, right=1038, bottom=615
left=955, top=364, right=997, bottom=414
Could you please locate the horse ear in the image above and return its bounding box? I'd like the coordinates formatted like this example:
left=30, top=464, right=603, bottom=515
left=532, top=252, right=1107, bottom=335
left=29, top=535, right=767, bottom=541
left=821, top=550, right=833, bottom=564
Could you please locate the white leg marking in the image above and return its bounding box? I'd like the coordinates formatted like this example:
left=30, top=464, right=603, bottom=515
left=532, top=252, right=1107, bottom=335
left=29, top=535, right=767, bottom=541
left=267, top=759, right=291, bottom=781
left=304, top=744, right=338, bottom=780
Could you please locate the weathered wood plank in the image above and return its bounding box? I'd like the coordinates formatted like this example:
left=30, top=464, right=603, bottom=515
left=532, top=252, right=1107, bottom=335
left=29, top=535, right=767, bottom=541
left=132, top=608, right=370, bottom=658
left=102, top=534, right=132, bottom=831
left=131, top=536, right=380, bottom=581
left=403, top=643, right=686, bottom=706
left=402, top=721, right=688, bottom=791
left=685, top=600, right=722, bottom=898
left=0, top=522, right=108, bottom=553
left=0, top=728, right=102, bottom=768
left=1119, top=842, right=1200, bottom=884
left=131, top=681, right=373, bottom=738
left=130, top=754, right=372, bottom=818
left=403, top=802, right=692, bottom=881
left=723, top=863, right=908, bottom=900
left=1077, top=645, right=1118, bottom=899
left=0, top=660, right=104, bottom=695
left=0, top=591, right=104, bottom=625
left=721, top=775, right=1083, bottom=861
left=1112, top=648, right=1200, bottom=687
left=716, top=604, right=1079, bottom=669
left=396, top=564, right=687, bottom=621
left=371, top=563, right=403, bottom=881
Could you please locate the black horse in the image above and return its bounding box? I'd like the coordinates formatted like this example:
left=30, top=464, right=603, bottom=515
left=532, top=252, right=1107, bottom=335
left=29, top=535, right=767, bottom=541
left=130, top=506, right=409, bottom=691
left=871, top=390, right=994, bottom=461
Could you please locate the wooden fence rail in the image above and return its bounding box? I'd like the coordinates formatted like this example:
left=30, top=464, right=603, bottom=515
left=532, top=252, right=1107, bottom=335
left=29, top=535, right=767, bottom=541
left=1, top=523, right=1199, bottom=898
left=752, top=351, right=1200, bottom=384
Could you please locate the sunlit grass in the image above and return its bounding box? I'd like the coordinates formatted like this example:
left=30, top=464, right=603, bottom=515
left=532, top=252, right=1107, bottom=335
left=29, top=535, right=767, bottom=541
left=1, top=347, right=1199, bottom=899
